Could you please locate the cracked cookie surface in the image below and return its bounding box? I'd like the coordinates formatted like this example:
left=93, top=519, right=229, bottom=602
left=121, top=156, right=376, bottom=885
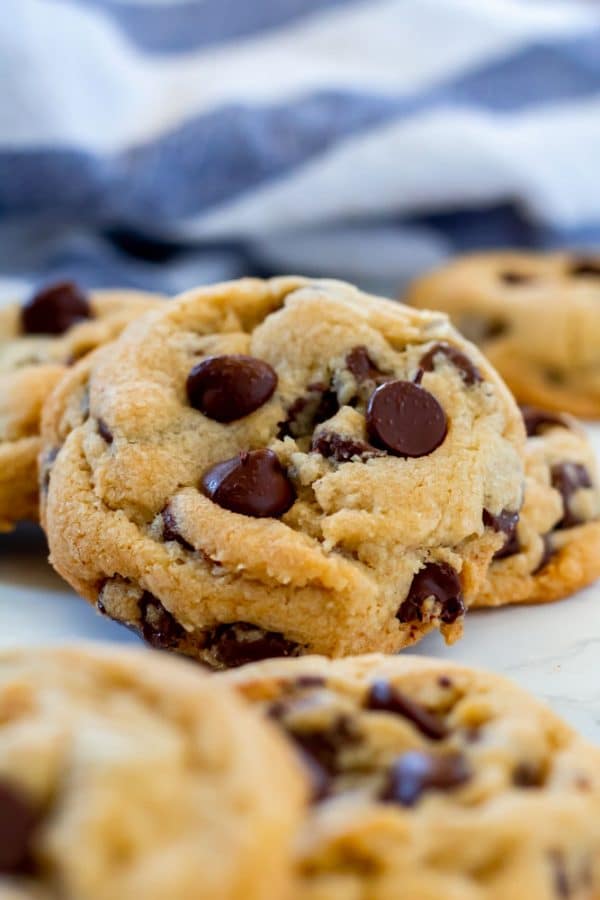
left=221, top=654, right=600, bottom=900
left=0, top=645, right=304, bottom=900
left=407, top=251, right=600, bottom=419
left=475, top=408, right=600, bottom=607
left=0, top=282, right=164, bottom=530
left=40, top=277, right=524, bottom=663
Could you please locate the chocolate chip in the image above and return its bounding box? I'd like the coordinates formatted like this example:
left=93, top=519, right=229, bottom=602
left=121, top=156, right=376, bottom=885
left=202, top=449, right=295, bottom=518
left=346, top=346, right=385, bottom=383
left=0, top=779, right=38, bottom=873
left=366, top=381, right=447, bottom=457
left=97, top=419, right=113, bottom=444
left=311, top=431, right=384, bottom=463
left=277, top=382, right=339, bottom=439
left=287, top=715, right=361, bottom=775
left=380, top=750, right=471, bottom=807
left=186, top=355, right=277, bottom=422
left=21, top=280, right=91, bottom=335
left=499, top=271, right=534, bottom=286
left=533, top=533, right=556, bottom=574
left=483, top=508, right=520, bottom=560
left=365, top=680, right=448, bottom=740
left=139, top=593, right=185, bottom=650
left=162, top=507, right=194, bottom=552
left=297, top=749, right=331, bottom=804
left=551, top=462, right=592, bottom=529
left=418, top=342, right=482, bottom=386
left=397, top=562, right=464, bottom=625
left=520, top=406, right=572, bottom=437
left=438, top=675, right=453, bottom=688
left=513, top=761, right=545, bottom=788
left=204, top=622, right=301, bottom=668
left=569, top=256, right=600, bottom=278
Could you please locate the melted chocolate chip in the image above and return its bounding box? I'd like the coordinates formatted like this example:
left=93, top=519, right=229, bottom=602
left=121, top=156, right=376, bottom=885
left=483, top=508, right=520, bottom=560
left=204, top=622, right=301, bottom=668
left=397, top=562, right=464, bottom=625
left=533, top=533, right=556, bottom=574
left=202, top=449, right=295, bottom=518
left=365, top=680, right=448, bottom=740
left=569, top=256, right=600, bottom=278
left=513, top=761, right=545, bottom=788
left=97, top=419, right=113, bottom=444
left=186, top=355, right=277, bottom=422
left=311, top=431, right=384, bottom=463
left=380, top=750, right=471, bottom=807
left=277, top=382, right=339, bottom=439
left=418, top=342, right=481, bottom=386
left=366, top=381, right=447, bottom=457
left=0, top=779, right=38, bottom=873
left=499, top=271, right=534, bottom=286
left=21, top=280, right=91, bottom=335
left=162, top=507, right=194, bottom=552
left=551, top=462, right=592, bottom=529
left=346, top=346, right=385, bottom=383
left=139, top=593, right=185, bottom=650
left=287, top=715, right=361, bottom=776
left=520, top=406, right=572, bottom=437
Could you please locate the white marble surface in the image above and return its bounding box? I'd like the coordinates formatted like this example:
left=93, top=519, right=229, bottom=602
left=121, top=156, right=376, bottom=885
left=1, top=426, right=599, bottom=743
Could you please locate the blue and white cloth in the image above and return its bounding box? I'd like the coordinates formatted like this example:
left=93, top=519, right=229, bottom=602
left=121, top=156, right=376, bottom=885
left=1, top=0, right=600, bottom=300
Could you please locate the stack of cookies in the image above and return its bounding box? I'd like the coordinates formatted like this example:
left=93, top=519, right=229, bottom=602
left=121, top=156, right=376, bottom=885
left=1, top=261, right=599, bottom=898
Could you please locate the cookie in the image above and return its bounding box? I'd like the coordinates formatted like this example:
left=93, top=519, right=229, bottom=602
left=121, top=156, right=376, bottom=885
left=0, top=645, right=304, bottom=900
left=221, top=653, right=600, bottom=900
left=475, top=406, right=600, bottom=608
left=0, top=281, right=165, bottom=531
left=407, top=251, right=600, bottom=419
left=40, top=276, right=524, bottom=663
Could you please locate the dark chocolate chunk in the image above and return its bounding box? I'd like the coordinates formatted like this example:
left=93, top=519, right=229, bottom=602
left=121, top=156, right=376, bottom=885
left=97, top=419, right=113, bottom=444
left=366, top=381, right=447, bottom=457
left=380, top=750, right=471, bottom=807
left=397, top=562, right=464, bottom=625
left=0, top=779, right=38, bottom=874
left=21, top=280, right=91, bottom=335
left=186, top=355, right=277, bottom=422
left=287, top=715, right=361, bottom=776
left=520, top=406, right=572, bottom=437
left=345, top=346, right=385, bottom=383
left=569, top=256, right=600, bottom=278
left=551, top=462, right=592, bottom=529
left=365, top=680, right=448, bottom=740
left=418, top=342, right=482, bottom=386
left=483, top=508, right=520, bottom=560
left=162, top=507, right=195, bottom=552
left=202, top=449, right=295, bottom=518
left=277, top=382, right=339, bottom=439
left=499, top=271, right=534, bottom=286
left=204, top=622, right=301, bottom=668
left=311, top=431, right=384, bottom=463
left=139, top=593, right=185, bottom=650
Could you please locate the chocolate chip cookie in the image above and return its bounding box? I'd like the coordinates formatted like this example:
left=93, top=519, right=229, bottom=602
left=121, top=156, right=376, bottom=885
left=0, top=281, right=164, bottom=530
left=0, top=645, right=304, bottom=900
left=221, top=653, right=600, bottom=900
left=475, top=407, right=600, bottom=608
left=407, top=251, right=600, bottom=419
left=40, top=277, right=524, bottom=663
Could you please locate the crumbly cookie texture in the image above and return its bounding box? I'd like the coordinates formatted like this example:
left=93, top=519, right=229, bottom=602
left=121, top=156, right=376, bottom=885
left=407, top=251, right=600, bottom=419
left=221, top=654, right=600, bottom=900
left=0, top=645, right=304, bottom=900
left=0, top=282, right=165, bottom=530
left=476, top=407, right=600, bottom=607
left=41, top=277, right=524, bottom=664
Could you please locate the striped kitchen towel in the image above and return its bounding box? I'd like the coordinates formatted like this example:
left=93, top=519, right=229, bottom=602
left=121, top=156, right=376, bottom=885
left=1, top=0, right=600, bottom=301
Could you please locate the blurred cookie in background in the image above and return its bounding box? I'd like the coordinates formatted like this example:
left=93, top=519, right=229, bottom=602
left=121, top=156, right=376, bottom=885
left=222, top=653, right=600, bottom=900
left=475, top=406, right=600, bottom=608
left=0, top=645, right=305, bottom=900
left=0, top=281, right=165, bottom=530
left=406, top=251, right=600, bottom=419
